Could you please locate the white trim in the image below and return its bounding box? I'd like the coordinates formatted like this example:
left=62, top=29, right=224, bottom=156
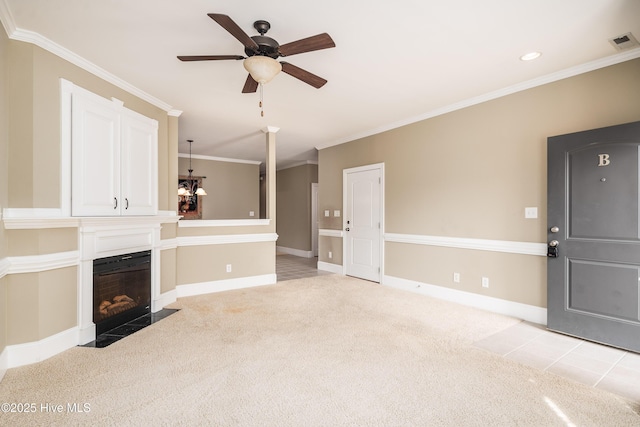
left=155, top=289, right=177, bottom=310
left=5, top=327, right=78, bottom=369
left=276, top=246, right=314, bottom=258
left=262, top=126, right=280, bottom=134
left=383, top=275, right=547, bottom=325
left=316, top=48, right=640, bottom=151
left=159, top=238, right=178, bottom=251
left=177, top=233, right=278, bottom=247
left=277, top=160, right=318, bottom=171
left=7, top=251, right=79, bottom=274
left=3, top=26, right=173, bottom=112
left=385, top=233, right=547, bottom=257
left=176, top=274, right=277, bottom=298
left=2, top=212, right=180, bottom=230
left=0, top=348, right=7, bottom=381
left=319, top=229, right=344, bottom=238
left=168, top=110, right=183, bottom=117
left=179, top=153, right=262, bottom=165
left=0, top=258, right=10, bottom=280
left=317, top=261, right=344, bottom=275
left=178, top=219, right=270, bottom=228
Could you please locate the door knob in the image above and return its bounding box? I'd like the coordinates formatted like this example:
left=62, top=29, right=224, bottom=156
left=550, top=226, right=559, bottom=233
left=547, top=240, right=559, bottom=258
left=345, top=227, right=350, bottom=232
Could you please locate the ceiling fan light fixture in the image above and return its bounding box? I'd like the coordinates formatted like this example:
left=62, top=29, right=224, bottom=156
left=243, top=55, right=282, bottom=84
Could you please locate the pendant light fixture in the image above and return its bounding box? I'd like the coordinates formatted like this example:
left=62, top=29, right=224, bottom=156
left=178, top=139, right=207, bottom=197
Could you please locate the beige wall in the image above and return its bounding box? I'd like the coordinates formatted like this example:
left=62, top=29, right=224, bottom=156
left=178, top=157, right=260, bottom=219
left=6, top=267, right=77, bottom=345
left=319, top=58, right=640, bottom=308
left=0, top=25, right=8, bottom=354
left=276, top=164, right=318, bottom=252
left=1, top=35, right=278, bottom=350
left=7, top=39, right=170, bottom=210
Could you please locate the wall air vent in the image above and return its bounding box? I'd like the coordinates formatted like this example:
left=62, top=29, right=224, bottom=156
left=608, top=32, right=639, bottom=51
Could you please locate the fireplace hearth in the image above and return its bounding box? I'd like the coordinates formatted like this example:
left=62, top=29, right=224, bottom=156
left=93, top=250, right=151, bottom=336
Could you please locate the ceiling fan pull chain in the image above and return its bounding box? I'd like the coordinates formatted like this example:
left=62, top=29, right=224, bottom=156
left=260, top=83, right=264, bottom=117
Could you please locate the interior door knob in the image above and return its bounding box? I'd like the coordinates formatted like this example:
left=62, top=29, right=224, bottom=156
left=345, top=227, right=350, bottom=231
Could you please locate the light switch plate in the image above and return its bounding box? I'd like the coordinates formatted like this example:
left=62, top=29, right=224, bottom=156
left=334, top=210, right=341, bottom=217
left=324, top=210, right=330, bottom=217
left=525, top=207, right=538, bottom=219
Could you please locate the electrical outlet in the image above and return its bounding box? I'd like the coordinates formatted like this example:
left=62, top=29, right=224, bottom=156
left=328, top=251, right=333, bottom=259
left=453, top=273, right=460, bottom=283
left=226, top=264, right=232, bottom=273
left=482, top=277, right=489, bottom=288
left=249, top=211, right=255, bottom=217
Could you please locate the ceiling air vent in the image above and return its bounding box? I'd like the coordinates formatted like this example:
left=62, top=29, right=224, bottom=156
left=609, top=32, right=639, bottom=51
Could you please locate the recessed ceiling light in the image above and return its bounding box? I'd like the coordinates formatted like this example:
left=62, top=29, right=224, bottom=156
left=520, top=51, right=542, bottom=61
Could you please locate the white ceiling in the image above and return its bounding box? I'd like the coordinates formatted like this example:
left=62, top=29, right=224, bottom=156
left=3, top=0, right=640, bottom=168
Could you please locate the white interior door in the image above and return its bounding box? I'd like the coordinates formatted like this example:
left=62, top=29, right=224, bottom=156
left=344, top=164, right=383, bottom=282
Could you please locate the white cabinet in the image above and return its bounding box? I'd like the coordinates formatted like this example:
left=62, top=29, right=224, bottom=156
left=71, top=86, right=158, bottom=216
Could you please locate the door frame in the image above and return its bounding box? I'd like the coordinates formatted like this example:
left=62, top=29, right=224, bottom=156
left=311, top=182, right=319, bottom=257
left=342, top=163, right=385, bottom=281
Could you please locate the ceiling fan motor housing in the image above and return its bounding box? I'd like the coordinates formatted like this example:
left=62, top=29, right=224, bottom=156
left=245, top=35, right=280, bottom=58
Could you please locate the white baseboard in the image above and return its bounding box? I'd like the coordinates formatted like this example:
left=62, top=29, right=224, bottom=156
left=276, top=246, right=313, bottom=258
left=0, top=347, right=7, bottom=382
left=5, top=327, right=78, bottom=369
left=176, top=274, right=277, bottom=298
left=154, top=289, right=177, bottom=311
left=317, top=261, right=344, bottom=275
left=383, top=275, right=547, bottom=325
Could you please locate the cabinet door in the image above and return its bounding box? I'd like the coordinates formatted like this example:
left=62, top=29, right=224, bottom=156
left=121, top=109, right=158, bottom=216
left=71, top=88, right=121, bottom=216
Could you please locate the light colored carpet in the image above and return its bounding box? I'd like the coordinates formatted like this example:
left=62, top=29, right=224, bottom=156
left=1, top=274, right=639, bottom=426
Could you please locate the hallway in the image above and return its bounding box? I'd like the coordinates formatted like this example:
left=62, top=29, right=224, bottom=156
left=276, top=254, right=332, bottom=281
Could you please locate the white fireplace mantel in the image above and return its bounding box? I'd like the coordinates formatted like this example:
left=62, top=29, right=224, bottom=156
left=76, top=216, right=177, bottom=345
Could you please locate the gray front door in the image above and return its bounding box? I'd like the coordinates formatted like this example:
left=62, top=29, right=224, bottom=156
left=547, top=121, right=640, bottom=352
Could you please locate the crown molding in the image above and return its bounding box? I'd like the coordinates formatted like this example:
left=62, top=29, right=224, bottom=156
left=277, top=160, right=318, bottom=171
left=316, top=48, right=640, bottom=151
left=178, top=153, right=262, bottom=165
left=0, top=2, right=174, bottom=113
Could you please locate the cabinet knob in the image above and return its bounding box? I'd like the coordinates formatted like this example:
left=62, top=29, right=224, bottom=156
left=113, top=197, right=118, bottom=209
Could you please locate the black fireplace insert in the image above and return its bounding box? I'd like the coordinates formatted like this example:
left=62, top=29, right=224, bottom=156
left=93, top=250, right=151, bottom=335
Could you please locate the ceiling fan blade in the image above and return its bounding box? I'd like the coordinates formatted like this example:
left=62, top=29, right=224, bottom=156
left=280, top=62, right=327, bottom=89
left=208, top=13, right=259, bottom=50
left=278, top=33, right=335, bottom=57
left=242, top=74, right=259, bottom=93
left=177, top=55, right=244, bottom=61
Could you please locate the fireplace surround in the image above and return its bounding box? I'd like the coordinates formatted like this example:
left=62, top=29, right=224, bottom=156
left=76, top=217, right=175, bottom=345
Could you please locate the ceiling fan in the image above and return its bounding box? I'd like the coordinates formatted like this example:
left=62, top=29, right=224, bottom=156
left=178, top=13, right=336, bottom=93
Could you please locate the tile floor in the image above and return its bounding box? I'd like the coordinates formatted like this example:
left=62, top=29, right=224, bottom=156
left=276, top=253, right=332, bottom=281
left=475, top=321, right=640, bottom=403
left=82, top=309, right=179, bottom=348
